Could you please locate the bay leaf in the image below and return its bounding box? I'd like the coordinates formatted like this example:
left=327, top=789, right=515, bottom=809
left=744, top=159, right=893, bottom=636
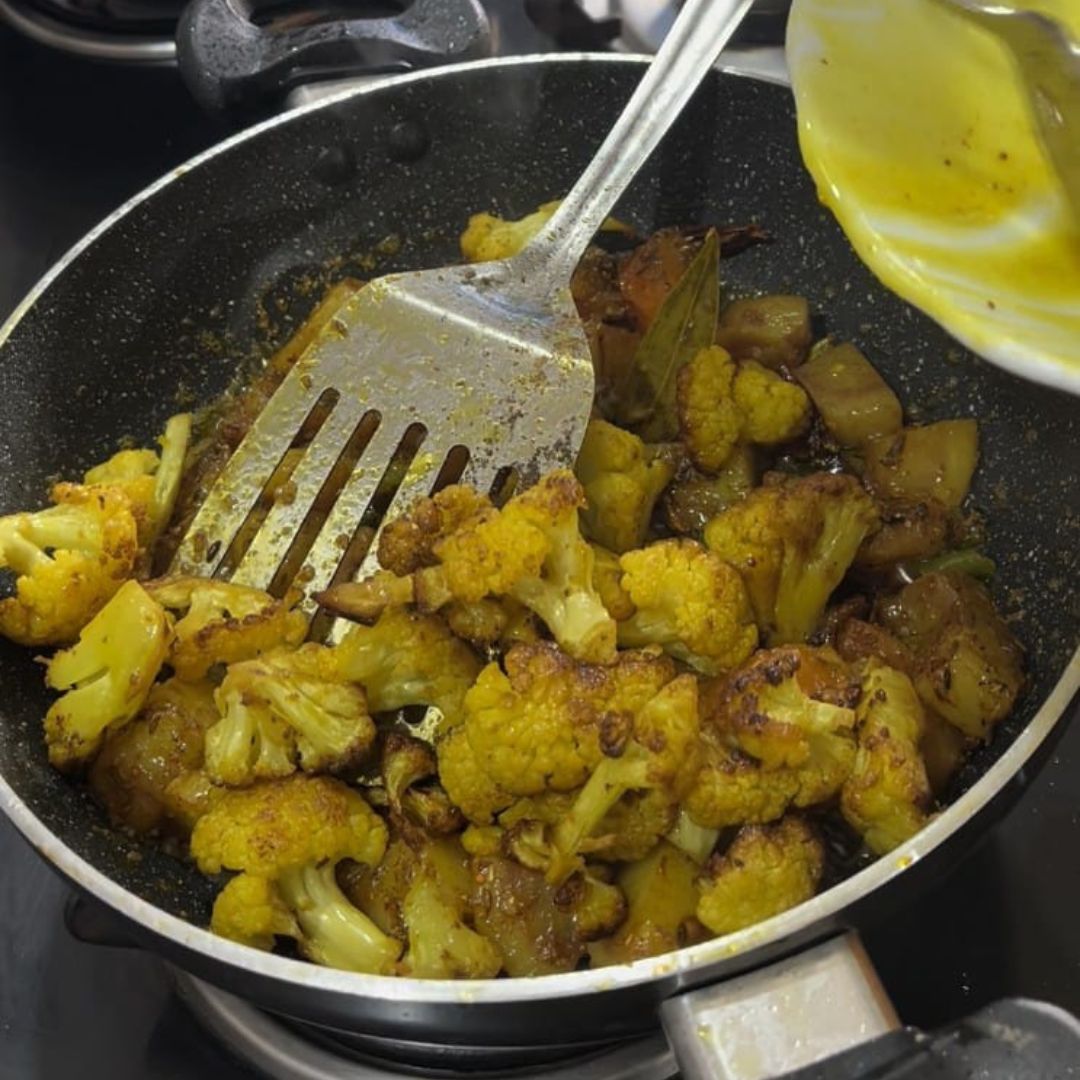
left=612, top=229, right=721, bottom=441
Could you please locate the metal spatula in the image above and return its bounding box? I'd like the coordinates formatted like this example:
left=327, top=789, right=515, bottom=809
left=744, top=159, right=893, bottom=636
left=171, top=0, right=755, bottom=630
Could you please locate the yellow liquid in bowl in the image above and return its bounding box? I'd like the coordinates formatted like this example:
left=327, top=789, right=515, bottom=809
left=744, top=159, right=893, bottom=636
left=787, top=0, right=1080, bottom=389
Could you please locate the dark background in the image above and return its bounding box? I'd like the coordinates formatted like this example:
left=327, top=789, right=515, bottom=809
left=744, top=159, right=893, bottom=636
left=1, top=22, right=1078, bottom=1079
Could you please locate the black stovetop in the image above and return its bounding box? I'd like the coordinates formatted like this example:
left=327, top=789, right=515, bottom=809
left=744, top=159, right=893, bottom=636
left=1, top=16, right=1079, bottom=1080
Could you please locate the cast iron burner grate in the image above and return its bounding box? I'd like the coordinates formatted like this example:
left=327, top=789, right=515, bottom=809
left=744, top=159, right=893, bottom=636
left=173, top=970, right=678, bottom=1080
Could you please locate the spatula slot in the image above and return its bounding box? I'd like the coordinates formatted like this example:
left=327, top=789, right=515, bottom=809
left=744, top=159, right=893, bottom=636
left=212, top=386, right=341, bottom=579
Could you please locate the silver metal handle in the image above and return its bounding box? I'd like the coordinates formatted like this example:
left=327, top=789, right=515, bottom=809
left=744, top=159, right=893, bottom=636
left=659, top=933, right=900, bottom=1080
left=514, top=0, right=756, bottom=295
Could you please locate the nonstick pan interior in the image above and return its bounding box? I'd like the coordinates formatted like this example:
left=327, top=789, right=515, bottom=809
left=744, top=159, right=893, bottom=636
left=0, top=57, right=1076, bottom=932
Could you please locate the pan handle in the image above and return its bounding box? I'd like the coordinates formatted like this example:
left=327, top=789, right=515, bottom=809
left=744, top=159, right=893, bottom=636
left=660, top=932, right=1080, bottom=1079
left=659, top=933, right=899, bottom=1079
left=175, top=0, right=491, bottom=113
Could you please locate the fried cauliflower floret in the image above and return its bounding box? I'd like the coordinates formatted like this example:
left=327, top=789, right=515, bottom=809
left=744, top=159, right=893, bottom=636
left=0, top=484, right=140, bottom=646
left=400, top=839, right=502, bottom=979
left=878, top=571, right=1024, bottom=741
left=459, top=200, right=627, bottom=263
left=330, top=607, right=480, bottom=719
left=144, top=576, right=307, bottom=682
left=685, top=647, right=859, bottom=828
left=732, top=360, right=811, bottom=445
left=321, top=472, right=616, bottom=663
left=591, top=544, right=635, bottom=621
left=696, top=817, right=824, bottom=936
left=191, top=775, right=401, bottom=973
left=617, top=538, right=758, bottom=675
left=841, top=661, right=932, bottom=855
left=504, top=674, right=701, bottom=883
left=381, top=733, right=464, bottom=835
left=437, top=723, right=515, bottom=825
left=704, top=472, right=879, bottom=643
left=376, top=485, right=491, bottom=576
left=90, top=677, right=219, bottom=835
left=676, top=345, right=742, bottom=473
left=676, top=346, right=810, bottom=475
left=205, top=645, right=374, bottom=786
left=43, top=580, right=171, bottom=769
left=463, top=641, right=676, bottom=798
left=574, top=419, right=675, bottom=553
left=85, top=413, right=191, bottom=546
left=589, top=841, right=706, bottom=967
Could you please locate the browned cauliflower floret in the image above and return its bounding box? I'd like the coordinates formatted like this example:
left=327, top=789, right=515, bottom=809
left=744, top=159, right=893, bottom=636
left=502, top=674, right=701, bottom=884
left=463, top=641, right=676, bottom=798
left=574, top=419, right=675, bottom=553
left=685, top=647, right=859, bottom=829
left=704, top=472, right=879, bottom=644
left=677, top=346, right=810, bottom=475
left=320, top=471, right=616, bottom=664
left=330, top=607, right=480, bottom=720
left=43, top=580, right=171, bottom=769
left=84, top=413, right=191, bottom=547
left=381, top=733, right=464, bottom=836
left=205, top=645, right=373, bottom=786
left=376, top=485, right=491, bottom=576
left=696, top=817, right=824, bottom=936
left=0, top=484, right=140, bottom=647
left=841, top=661, right=932, bottom=855
left=437, top=723, right=515, bottom=825
left=591, top=544, right=635, bottom=621
left=191, top=775, right=401, bottom=973
left=89, top=677, right=219, bottom=835
left=617, top=538, right=758, bottom=675
left=144, top=576, right=307, bottom=682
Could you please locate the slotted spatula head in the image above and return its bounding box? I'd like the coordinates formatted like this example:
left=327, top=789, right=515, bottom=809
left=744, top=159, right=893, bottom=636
left=170, top=257, right=594, bottom=628
left=171, top=0, right=757, bottom=629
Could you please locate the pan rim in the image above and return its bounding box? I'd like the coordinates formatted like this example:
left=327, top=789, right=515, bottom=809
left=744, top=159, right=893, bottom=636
left=0, top=51, right=1077, bottom=1007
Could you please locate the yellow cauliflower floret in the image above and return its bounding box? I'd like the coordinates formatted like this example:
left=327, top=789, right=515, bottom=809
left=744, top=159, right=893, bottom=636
left=211, top=872, right=299, bottom=950
left=437, top=723, right=514, bottom=825
left=43, top=580, right=171, bottom=769
left=704, top=472, right=879, bottom=643
left=574, top=419, right=675, bottom=553
left=191, top=774, right=387, bottom=877
left=617, top=538, right=758, bottom=675
left=0, top=483, right=140, bottom=646
left=732, top=359, right=811, bottom=445
left=676, top=345, right=742, bottom=473
left=685, top=647, right=859, bottom=828
left=685, top=740, right=801, bottom=829
left=144, top=576, right=307, bottom=681
left=696, top=817, right=824, bottom=936
left=377, top=485, right=492, bottom=576
left=841, top=661, right=932, bottom=855
left=205, top=645, right=374, bottom=786
left=501, top=673, right=701, bottom=883
left=331, top=606, right=480, bottom=720
left=676, top=346, right=810, bottom=475
left=82, top=414, right=191, bottom=548
left=464, top=641, right=676, bottom=798
left=460, top=200, right=628, bottom=263
left=194, top=776, right=400, bottom=973
left=320, top=472, right=617, bottom=663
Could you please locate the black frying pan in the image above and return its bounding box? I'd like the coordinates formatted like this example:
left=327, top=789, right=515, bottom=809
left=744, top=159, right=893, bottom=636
left=0, top=55, right=1077, bottom=1075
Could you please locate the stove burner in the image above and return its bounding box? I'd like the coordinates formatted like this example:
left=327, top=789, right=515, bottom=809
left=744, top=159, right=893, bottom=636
left=173, top=970, right=677, bottom=1080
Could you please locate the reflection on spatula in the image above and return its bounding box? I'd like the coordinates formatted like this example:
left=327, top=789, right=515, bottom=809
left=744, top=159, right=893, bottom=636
left=170, top=0, right=755, bottom=645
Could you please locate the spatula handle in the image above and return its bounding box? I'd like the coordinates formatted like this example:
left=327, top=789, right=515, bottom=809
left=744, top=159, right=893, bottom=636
left=517, top=0, right=755, bottom=296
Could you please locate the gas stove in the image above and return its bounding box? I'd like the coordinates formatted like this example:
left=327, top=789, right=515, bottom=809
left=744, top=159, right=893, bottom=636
left=1, top=6, right=1079, bottom=1080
